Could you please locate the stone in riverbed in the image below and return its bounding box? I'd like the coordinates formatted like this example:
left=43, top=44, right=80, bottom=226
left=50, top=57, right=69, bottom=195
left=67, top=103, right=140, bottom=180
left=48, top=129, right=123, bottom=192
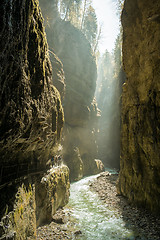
left=74, top=230, right=82, bottom=235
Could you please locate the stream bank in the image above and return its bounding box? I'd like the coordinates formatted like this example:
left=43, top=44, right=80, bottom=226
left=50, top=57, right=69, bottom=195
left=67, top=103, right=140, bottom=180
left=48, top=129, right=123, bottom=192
left=37, top=172, right=160, bottom=239
left=89, top=172, right=160, bottom=240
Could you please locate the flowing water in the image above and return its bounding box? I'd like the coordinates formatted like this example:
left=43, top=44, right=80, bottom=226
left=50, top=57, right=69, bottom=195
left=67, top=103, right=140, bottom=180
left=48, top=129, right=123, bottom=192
left=67, top=170, right=145, bottom=240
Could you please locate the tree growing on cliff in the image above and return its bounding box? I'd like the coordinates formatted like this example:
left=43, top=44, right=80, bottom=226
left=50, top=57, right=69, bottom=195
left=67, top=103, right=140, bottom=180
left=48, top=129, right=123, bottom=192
left=58, top=0, right=81, bottom=24
left=113, top=33, right=122, bottom=75
left=82, top=5, right=98, bottom=50
left=57, top=0, right=100, bottom=53
left=117, top=0, right=124, bottom=15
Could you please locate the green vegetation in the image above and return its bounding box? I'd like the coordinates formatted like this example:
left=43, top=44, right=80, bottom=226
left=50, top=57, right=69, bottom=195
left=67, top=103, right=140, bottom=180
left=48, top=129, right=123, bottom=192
left=12, top=184, right=36, bottom=240
left=55, top=0, right=100, bottom=54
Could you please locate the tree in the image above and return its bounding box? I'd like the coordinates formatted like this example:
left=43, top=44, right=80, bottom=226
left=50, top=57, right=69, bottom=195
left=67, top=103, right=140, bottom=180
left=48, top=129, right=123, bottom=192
left=80, top=0, right=91, bottom=29
left=83, top=5, right=98, bottom=49
left=93, top=25, right=102, bottom=54
left=113, top=33, right=122, bottom=75
left=117, top=0, right=124, bottom=17
left=56, top=0, right=100, bottom=53
left=68, top=0, right=82, bottom=27
left=58, top=0, right=81, bottom=22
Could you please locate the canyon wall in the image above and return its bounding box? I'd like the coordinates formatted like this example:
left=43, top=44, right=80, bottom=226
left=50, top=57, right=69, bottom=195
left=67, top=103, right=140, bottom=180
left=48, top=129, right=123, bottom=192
left=0, top=0, right=69, bottom=239
left=118, top=0, right=160, bottom=211
left=39, top=2, right=104, bottom=181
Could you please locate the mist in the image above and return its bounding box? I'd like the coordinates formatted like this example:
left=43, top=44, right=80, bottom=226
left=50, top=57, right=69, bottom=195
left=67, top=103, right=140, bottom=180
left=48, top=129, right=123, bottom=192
left=95, top=36, right=125, bottom=169
left=39, top=0, right=124, bottom=171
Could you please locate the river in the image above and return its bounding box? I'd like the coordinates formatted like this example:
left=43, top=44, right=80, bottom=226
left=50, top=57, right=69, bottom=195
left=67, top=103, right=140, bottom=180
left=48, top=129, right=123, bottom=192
left=67, top=170, right=145, bottom=240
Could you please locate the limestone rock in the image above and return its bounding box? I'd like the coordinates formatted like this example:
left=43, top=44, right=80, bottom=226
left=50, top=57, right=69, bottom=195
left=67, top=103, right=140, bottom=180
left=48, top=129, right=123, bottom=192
left=50, top=20, right=97, bottom=127
left=63, top=147, right=84, bottom=182
left=38, top=3, right=104, bottom=180
left=118, top=0, right=160, bottom=211
left=0, top=0, right=68, bottom=239
left=36, top=165, right=70, bottom=226
left=94, top=159, right=105, bottom=174
left=0, top=183, right=36, bottom=240
left=0, top=0, right=64, bottom=186
left=62, top=100, right=103, bottom=180
left=49, top=50, right=66, bottom=101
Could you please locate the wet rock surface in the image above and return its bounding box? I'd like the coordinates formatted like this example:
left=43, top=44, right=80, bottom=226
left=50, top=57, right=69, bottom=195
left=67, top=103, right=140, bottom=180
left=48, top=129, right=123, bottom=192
left=90, top=172, right=160, bottom=240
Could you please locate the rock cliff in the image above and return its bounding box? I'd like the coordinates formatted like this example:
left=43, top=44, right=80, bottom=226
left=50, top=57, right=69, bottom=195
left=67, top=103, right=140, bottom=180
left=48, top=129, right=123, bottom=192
left=52, top=21, right=104, bottom=180
left=117, top=0, right=160, bottom=211
left=0, top=0, right=69, bottom=239
left=0, top=0, right=64, bottom=185
left=39, top=3, right=104, bottom=181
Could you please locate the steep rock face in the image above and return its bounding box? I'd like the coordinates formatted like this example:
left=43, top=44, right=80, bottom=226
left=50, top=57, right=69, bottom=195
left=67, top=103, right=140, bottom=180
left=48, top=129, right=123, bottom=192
left=0, top=166, right=70, bottom=239
left=0, top=0, right=64, bottom=185
left=49, top=51, right=66, bottom=101
left=51, top=22, right=104, bottom=179
left=50, top=20, right=96, bottom=127
left=39, top=3, right=104, bottom=181
left=62, top=100, right=104, bottom=181
left=36, top=165, right=70, bottom=226
left=0, top=182, right=37, bottom=239
left=0, top=0, right=69, bottom=239
left=118, top=0, right=160, bottom=211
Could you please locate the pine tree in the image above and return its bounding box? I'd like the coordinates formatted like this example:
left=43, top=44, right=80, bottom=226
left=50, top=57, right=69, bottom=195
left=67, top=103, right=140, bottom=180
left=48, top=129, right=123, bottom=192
left=83, top=5, right=97, bottom=49
left=56, top=0, right=100, bottom=53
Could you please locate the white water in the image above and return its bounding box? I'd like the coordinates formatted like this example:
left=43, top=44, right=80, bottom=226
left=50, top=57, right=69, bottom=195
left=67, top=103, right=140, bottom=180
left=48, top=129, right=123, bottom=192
left=67, top=172, right=145, bottom=240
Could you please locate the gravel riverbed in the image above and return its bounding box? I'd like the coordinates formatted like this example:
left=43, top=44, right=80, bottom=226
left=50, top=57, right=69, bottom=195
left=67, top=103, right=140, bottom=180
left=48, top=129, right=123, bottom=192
left=37, top=208, right=81, bottom=240
left=37, top=172, right=160, bottom=239
left=89, top=172, right=160, bottom=240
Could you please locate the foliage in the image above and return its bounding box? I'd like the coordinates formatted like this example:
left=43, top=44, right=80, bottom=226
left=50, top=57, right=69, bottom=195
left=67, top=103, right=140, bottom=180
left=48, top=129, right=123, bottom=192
left=111, top=0, right=124, bottom=17
left=56, top=0, right=100, bottom=54
left=58, top=0, right=82, bottom=24
left=113, top=32, right=122, bottom=75
left=82, top=5, right=98, bottom=50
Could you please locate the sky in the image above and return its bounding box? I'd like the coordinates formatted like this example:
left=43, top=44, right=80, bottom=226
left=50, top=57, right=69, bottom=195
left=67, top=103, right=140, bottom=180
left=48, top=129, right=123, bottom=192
left=92, top=0, right=120, bottom=54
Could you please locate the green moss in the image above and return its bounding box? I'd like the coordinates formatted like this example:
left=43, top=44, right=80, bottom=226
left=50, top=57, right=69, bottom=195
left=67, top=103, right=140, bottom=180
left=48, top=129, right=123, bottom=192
left=5, top=183, right=36, bottom=239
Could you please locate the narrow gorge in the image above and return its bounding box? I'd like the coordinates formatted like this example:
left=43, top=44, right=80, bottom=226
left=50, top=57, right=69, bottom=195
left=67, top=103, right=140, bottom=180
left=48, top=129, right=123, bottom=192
left=0, top=0, right=160, bottom=239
